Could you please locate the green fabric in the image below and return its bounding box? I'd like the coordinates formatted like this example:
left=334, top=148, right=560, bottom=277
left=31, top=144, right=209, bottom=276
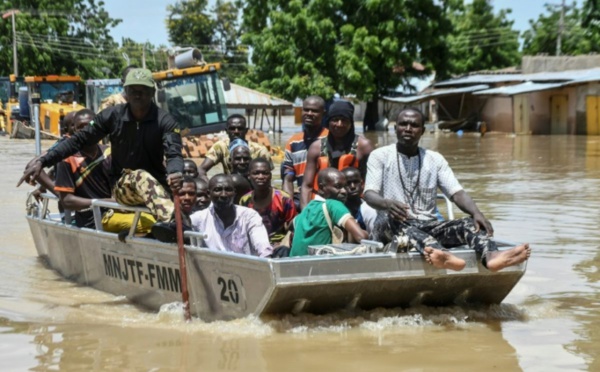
left=290, top=198, right=351, bottom=256
left=123, top=68, right=154, bottom=88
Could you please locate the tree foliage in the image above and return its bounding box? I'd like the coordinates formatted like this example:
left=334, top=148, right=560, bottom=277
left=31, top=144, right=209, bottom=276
left=0, top=0, right=122, bottom=79
left=166, top=0, right=214, bottom=48
left=166, top=0, right=247, bottom=81
left=522, top=2, right=600, bottom=55
left=118, top=38, right=170, bottom=73
left=240, top=0, right=451, bottom=128
left=446, top=0, right=520, bottom=75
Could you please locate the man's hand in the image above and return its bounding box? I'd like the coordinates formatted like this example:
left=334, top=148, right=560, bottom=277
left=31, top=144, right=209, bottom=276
left=473, top=212, right=494, bottom=236
left=388, top=200, right=409, bottom=221
left=17, top=159, right=43, bottom=187
left=167, top=172, right=183, bottom=192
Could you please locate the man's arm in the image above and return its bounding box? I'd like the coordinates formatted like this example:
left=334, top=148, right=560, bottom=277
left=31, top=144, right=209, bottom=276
left=363, top=190, right=409, bottom=221
left=248, top=212, right=274, bottom=258
left=343, top=218, right=368, bottom=243
left=198, top=157, right=215, bottom=183
left=357, top=136, right=374, bottom=179
left=281, top=146, right=296, bottom=196
left=451, top=190, right=493, bottom=236
left=161, top=114, right=184, bottom=192
left=300, top=141, right=320, bottom=209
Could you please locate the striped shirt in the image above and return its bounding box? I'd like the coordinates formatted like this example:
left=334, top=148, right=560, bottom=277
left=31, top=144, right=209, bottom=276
left=281, top=128, right=328, bottom=187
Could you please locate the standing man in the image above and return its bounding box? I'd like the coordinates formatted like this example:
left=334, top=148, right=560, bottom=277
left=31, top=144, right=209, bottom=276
left=18, top=68, right=184, bottom=224
left=190, top=174, right=273, bottom=258
left=301, top=100, right=374, bottom=209
left=198, top=114, right=271, bottom=181
left=364, top=108, right=530, bottom=272
left=281, top=96, right=329, bottom=206
left=240, top=157, right=297, bottom=246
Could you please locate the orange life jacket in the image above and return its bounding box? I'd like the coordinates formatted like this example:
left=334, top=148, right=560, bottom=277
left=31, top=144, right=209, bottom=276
left=312, top=135, right=359, bottom=196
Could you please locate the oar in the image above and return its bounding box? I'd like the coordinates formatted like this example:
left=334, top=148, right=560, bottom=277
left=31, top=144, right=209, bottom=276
left=173, top=193, right=191, bottom=321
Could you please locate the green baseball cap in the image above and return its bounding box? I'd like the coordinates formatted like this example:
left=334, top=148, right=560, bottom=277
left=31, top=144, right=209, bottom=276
left=123, top=68, right=155, bottom=88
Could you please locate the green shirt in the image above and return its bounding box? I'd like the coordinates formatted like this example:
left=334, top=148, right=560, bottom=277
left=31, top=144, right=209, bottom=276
left=290, top=196, right=352, bottom=256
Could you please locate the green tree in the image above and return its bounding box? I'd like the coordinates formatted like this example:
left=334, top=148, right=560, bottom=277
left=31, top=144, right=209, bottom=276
left=118, top=38, right=170, bottom=73
left=210, top=0, right=248, bottom=81
left=166, top=0, right=214, bottom=48
left=0, top=0, right=122, bottom=78
left=522, top=2, right=600, bottom=55
left=240, top=0, right=451, bottom=130
left=446, top=0, right=520, bottom=75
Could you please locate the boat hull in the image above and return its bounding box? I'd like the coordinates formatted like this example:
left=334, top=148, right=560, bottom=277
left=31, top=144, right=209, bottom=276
left=27, top=216, right=526, bottom=322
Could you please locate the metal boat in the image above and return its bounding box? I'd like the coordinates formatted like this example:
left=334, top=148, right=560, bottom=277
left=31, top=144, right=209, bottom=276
left=26, top=194, right=527, bottom=322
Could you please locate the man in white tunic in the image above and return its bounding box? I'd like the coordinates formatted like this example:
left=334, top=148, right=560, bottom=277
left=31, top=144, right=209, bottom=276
left=364, top=108, right=530, bottom=272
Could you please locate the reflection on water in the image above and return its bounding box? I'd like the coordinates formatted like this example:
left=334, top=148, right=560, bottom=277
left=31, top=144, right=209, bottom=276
left=0, top=132, right=599, bottom=371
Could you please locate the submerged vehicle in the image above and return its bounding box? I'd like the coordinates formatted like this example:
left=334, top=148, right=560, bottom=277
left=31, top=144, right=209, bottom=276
left=11, top=75, right=85, bottom=139
left=26, top=193, right=527, bottom=322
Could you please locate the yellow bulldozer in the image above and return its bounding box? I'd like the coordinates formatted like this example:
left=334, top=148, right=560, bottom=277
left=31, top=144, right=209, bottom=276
left=0, top=74, right=23, bottom=134
left=152, top=49, right=273, bottom=160
left=11, top=75, right=85, bottom=139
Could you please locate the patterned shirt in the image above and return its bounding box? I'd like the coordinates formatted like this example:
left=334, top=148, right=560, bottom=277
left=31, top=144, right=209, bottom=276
left=364, top=144, right=463, bottom=221
left=190, top=205, right=273, bottom=258
left=205, top=138, right=272, bottom=174
left=54, top=145, right=112, bottom=227
left=281, top=128, right=329, bottom=187
left=239, top=188, right=297, bottom=244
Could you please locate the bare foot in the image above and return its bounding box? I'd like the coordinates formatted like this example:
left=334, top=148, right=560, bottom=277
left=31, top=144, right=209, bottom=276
left=424, top=247, right=466, bottom=271
left=486, top=243, right=531, bottom=272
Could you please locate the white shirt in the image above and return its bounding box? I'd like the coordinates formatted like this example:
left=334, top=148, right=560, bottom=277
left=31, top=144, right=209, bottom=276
left=364, top=144, right=463, bottom=221
left=190, top=205, right=273, bottom=258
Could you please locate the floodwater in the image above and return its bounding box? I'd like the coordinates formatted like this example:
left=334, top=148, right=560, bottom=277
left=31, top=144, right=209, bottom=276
left=0, top=125, right=599, bottom=371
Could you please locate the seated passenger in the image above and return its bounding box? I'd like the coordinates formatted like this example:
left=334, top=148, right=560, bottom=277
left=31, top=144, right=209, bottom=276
left=151, top=176, right=198, bottom=243
left=195, top=178, right=210, bottom=211
left=341, top=167, right=377, bottom=233
left=183, top=159, right=199, bottom=179
left=230, top=140, right=252, bottom=178
left=198, top=114, right=272, bottom=181
left=231, top=173, right=252, bottom=204
left=190, top=174, right=273, bottom=257
left=53, top=109, right=113, bottom=228
left=239, top=158, right=297, bottom=247
left=290, top=168, right=368, bottom=256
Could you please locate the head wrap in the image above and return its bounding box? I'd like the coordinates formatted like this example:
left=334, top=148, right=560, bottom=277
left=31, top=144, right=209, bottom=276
left=229, top=138, right=249, bottom=158
left=327, top=100, right=354, bottom=124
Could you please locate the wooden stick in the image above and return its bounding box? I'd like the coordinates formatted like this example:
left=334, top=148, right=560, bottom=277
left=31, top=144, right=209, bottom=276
left=173, top=193, right=191, bottom=321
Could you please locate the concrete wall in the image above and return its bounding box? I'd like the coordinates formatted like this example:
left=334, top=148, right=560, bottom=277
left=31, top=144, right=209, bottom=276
left=575, top=83, right=600, bottom=134
left=522, top=55, right=600, bottom=73
left=480, top=96, right=513, bottom=132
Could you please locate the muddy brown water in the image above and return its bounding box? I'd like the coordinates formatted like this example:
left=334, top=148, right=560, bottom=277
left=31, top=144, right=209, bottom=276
left=0, top=126, right=599, bottom=371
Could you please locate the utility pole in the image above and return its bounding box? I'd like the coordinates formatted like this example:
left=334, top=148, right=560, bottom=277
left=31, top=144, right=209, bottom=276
left=2, top=9, right=20, bottom=76
left=556, top=0, right=566, bottom=56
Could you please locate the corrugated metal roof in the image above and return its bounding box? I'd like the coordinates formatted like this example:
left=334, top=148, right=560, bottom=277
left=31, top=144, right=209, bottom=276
left=473, top=82, right=565, bottom=96
left=435, top=67, right=600, bottom=87
left=383, top=84, right=489, bottom=103
left=224, top=83, right=292, bottom=109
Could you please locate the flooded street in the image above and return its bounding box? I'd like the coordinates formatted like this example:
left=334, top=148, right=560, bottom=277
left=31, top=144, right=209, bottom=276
left=0, top=127, right=599, bottom=371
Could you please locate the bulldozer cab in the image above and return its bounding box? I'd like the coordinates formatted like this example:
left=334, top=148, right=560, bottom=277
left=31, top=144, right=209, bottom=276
left=25, top=75, right=85, bottom=136
left=153, top=50, right=228, bottom=135
left=0, top=75, right=23, bottom=133
left=85, top=78, right=122, bottom=113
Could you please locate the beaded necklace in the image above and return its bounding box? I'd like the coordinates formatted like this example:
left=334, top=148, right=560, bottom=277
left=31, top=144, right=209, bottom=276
left=396, top=150, right=421, bottom=211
